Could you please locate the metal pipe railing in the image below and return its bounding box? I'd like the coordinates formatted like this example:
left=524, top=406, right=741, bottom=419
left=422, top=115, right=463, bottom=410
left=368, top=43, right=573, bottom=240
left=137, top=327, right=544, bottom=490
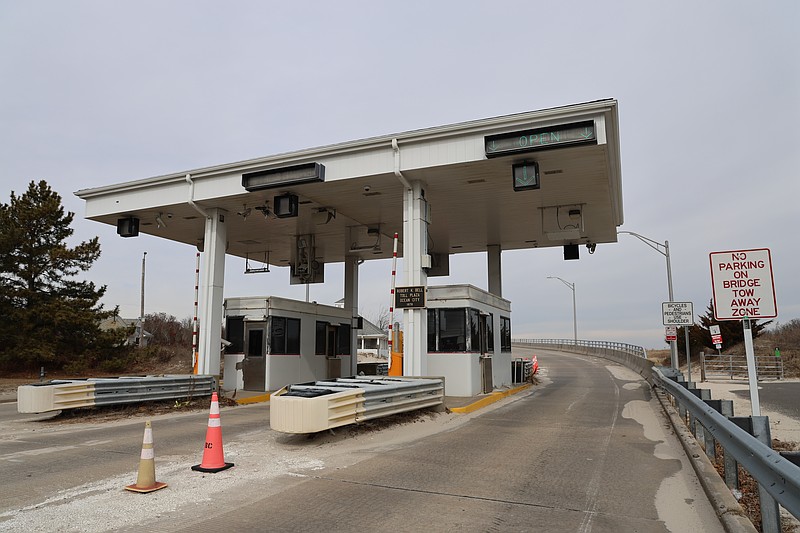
left=512, top=338, right=647, bottom=359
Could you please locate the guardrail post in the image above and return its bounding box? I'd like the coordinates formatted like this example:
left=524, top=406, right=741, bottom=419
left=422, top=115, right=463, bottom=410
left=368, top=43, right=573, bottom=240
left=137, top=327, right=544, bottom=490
left=752, top=416, right=780, bottom=533
left=705, top=399, right=737, bottom=488
left=687, top=388, right=711, bottom=448
left=730, top=416, right=780, bottom=533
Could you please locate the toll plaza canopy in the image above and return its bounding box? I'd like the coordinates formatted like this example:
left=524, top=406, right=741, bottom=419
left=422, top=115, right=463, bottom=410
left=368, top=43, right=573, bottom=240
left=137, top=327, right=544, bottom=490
left=76, top=99, right=623, bottom=380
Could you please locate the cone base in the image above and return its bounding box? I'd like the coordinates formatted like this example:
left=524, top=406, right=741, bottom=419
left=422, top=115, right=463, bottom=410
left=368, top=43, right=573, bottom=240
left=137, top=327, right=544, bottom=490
left=191, top=462, right=234, bottom=473
left=124, top=481, right=168, bottom=493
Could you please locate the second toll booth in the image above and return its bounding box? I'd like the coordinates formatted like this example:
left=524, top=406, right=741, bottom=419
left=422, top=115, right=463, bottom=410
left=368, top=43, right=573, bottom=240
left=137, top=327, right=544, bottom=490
left=426, top=285, right=512, bottom=397
left=223, top=296, right=354, bottom=392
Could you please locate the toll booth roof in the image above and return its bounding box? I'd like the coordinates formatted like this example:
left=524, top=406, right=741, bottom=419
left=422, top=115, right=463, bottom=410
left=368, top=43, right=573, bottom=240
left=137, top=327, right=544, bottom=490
left=76, top=99, right=623, bottom=266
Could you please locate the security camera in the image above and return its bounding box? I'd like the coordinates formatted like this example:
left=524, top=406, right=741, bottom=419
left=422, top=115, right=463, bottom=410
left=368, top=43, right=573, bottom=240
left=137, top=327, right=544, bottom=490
left=363, top=186, right=371, bottom=192
left=586, top=243, right=597, bottom=254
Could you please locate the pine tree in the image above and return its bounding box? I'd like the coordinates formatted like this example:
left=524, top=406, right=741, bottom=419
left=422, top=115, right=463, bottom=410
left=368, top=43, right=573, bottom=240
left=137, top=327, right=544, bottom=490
left=0, top=180, right=126, bottom=372
left=695, top=299, right=771, bottom=351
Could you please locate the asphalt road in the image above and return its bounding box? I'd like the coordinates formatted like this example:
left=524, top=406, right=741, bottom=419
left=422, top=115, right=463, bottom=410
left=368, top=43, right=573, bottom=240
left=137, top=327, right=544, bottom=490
left=1, top=402, right=269, bottom=514
left=173, top=351, right=722, bottom=532
left=1, top=350, right=725, bottom=532
left=727, top=382, right=800, bottom=419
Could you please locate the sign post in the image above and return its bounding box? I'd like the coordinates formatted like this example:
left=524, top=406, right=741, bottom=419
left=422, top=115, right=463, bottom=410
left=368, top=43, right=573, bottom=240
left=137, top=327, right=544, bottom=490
left=663, top=302, right=693, bottom=381
left=710, top=248, right=778, bottom=416
left=709, top=324, right=722, bottom=351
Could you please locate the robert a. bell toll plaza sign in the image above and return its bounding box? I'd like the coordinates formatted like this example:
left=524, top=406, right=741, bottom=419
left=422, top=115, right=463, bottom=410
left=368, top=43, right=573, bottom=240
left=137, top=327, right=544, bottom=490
left=709, top=248, right=777, bottom=320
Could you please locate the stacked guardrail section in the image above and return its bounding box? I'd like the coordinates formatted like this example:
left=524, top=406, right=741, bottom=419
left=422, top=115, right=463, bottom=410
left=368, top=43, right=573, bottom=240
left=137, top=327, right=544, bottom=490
left=17, top=375, right=216, bottom=414
left=652, top=366, right=800, bottom=528
left=270, top=376, right=444, bottom=434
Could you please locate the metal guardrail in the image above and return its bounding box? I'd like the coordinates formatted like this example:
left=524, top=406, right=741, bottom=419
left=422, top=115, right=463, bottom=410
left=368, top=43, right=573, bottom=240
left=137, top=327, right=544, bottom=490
left=17, top=375, right=216, bottom=414
left=511, top=358, right=534, bottom=383
left=270, top=376, right=445, bottom=433
left=513, top=338, right=646, bottom=359
left=701, top=353, right=784, bottom=381
left=652, top=366, right=800, bottom=521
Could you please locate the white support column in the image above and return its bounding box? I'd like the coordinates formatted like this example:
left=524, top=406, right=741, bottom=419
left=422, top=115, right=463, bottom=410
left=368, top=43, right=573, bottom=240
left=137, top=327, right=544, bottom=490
left=344, top=255, right=359, bottom=376
left=487, top=244, right=502, bottom=297
left=403, top=181, right=428, bottom=376
left=198, top=208, right=226, bottom=378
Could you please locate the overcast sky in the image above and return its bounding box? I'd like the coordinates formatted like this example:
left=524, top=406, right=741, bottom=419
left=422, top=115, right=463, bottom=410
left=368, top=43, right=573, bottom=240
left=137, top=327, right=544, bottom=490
left=1, top=1, right=798, bottom=350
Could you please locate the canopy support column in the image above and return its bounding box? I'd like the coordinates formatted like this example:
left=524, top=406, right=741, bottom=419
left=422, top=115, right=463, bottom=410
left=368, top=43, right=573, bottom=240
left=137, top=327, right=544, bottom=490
left=344, top=255, right=360, bottom=376
left=198, top=208, right=226, bottom=379
left=403, top=180, right=428, bottom=376
left=487, top=244, right=502, bottom=297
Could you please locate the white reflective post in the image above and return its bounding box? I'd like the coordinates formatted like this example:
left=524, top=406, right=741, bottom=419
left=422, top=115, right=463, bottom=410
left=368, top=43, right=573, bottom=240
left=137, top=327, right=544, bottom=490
left=743, top=317, right=761, bottom=416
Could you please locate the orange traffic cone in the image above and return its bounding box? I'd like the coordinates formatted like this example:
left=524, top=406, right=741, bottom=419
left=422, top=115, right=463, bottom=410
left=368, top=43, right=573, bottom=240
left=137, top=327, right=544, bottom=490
left=191, top=392, right=234, bottom=473
left=125, top=420, right=168, bottom=493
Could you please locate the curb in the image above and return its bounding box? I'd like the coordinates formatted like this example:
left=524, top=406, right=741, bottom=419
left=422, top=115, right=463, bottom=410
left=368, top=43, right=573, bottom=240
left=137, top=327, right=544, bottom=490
left=234, top=393, right=270, bottom=405
left=449, top=383, right=532, bottom=414
left=654, top=387, right=758, bottom=533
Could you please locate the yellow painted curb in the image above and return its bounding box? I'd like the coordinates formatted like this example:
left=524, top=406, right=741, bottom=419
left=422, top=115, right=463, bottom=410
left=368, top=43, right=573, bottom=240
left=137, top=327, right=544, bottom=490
left=449, top=383, right=532, bottom=414
left=234, top=393, right=271, bottom=405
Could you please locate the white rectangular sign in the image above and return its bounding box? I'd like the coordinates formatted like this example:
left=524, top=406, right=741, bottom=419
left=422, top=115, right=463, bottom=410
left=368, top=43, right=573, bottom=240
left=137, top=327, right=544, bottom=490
left=709, top=248, right=777, bottom=320
left=662, top=301, right=693, bottom=325
left=665, top=326, right=677, bottom=341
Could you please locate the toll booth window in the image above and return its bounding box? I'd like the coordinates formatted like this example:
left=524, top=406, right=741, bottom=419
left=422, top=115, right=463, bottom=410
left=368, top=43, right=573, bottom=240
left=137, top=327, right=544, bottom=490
left=315, top=321, right=327, bottom=355
left=427, top=310, right=437, bottom=351
left=336, top=324, right=351, bottom=355
left=438, top=308, right=467, bottom=352
left=226, top=317, right=244, bottom=353
left=469, top=309, right=480, bottom=352
left=501, top=316, right=511, bottom=352
left=486, top=313, right=494, bottom=352
left=427, top=310, right=436, bottom=351
left=270, top=317, right=301, bottom=355
left=286, top=318, right=300, bottom=354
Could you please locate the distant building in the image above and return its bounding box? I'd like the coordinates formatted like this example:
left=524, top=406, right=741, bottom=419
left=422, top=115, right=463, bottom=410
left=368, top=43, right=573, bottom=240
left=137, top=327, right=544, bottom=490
left=99, top=316, right=150, bottom=346
left=333, top=299, right=389, bottom=360
left=358, top=318, right=389, bottom=360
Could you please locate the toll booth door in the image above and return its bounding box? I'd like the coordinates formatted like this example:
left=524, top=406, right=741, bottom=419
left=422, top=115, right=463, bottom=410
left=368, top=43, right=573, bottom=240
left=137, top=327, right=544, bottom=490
left=326, top=325, right=342, bottom=379
left=242, top=322, right=266, bottom=391
left=479, top=313, right=493, bottom=393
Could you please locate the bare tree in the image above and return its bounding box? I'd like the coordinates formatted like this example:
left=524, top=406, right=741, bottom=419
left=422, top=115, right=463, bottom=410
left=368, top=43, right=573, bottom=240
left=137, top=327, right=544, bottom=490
left=366, top=305, right=391, bottom=331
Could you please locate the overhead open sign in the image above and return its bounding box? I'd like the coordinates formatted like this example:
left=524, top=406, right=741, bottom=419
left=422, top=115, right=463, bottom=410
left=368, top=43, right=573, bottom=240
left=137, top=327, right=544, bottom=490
left=709, top=248, right=777, bottom=320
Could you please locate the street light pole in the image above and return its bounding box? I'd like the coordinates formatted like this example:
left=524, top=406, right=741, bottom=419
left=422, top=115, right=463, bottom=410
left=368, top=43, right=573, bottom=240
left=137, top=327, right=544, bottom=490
left=139, top=251, right=147, bottom=348
left=618, top=231, right=677, bottom=369
left=547, top=276, right=577, bottom=345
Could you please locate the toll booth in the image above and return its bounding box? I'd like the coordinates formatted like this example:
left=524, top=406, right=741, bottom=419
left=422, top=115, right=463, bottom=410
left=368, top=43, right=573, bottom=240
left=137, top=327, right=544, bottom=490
left=426, top=285, right=512, bottom=397
left=223, top=296, right=354, bottom=392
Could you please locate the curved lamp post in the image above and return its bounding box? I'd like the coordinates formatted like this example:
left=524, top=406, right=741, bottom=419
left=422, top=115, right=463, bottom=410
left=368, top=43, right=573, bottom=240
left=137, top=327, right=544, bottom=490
left=618, top=231, right=677, bottom=369
left=547, top=276, right=577, bottom=345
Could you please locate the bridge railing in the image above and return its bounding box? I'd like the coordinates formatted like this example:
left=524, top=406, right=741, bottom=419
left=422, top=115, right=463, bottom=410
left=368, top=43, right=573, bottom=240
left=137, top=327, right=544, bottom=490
left=512, top=338, right=647, bottom=359
left=512, top=338, right=653, bottom=379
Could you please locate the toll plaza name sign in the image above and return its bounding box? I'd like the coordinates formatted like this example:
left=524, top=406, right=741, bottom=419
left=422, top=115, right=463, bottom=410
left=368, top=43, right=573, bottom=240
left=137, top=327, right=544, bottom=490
left=710, top=248, right=777, bottom=320
left=395, top=286, right=426, bottom=309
